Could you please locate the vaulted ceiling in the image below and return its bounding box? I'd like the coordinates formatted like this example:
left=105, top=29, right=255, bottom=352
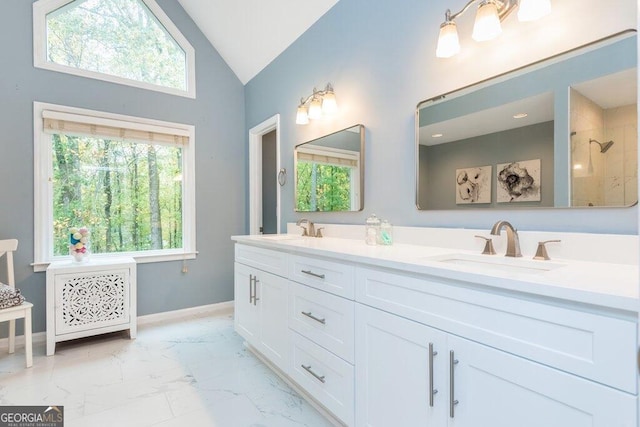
left=176, top=0, right=340, bottom=84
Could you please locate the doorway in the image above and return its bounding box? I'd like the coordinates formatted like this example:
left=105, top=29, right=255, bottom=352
left=249, top=114, right=281, bottom=235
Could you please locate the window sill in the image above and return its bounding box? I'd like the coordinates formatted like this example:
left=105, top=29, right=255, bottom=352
left=32, top=251, right=198, bottom=272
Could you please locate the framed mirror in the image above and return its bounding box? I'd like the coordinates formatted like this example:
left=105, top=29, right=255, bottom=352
left=295, top=124, right=365, bottom=212
left=416, top=30, right=637, bottom=210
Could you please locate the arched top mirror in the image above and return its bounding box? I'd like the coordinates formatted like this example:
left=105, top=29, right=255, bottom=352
left=416, top=30, right=637, bottom=210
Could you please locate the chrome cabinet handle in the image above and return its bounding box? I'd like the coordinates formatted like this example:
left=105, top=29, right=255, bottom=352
left=301, top=311, right=326, bottom=324
left=449, top=350, right=459, bottom=418
left=253, top=278, right=260, bottom=306
left=248, top=274, right=254, bottom=304
left=301, top=270, right=325, bottom=279
left=429, top=342, right=438, bottom=407
left=301, top=364, right=326, bottom=383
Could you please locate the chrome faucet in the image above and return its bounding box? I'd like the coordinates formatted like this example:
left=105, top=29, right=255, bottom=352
left=296, top=219, right=316, bottom=237
left=490, top=220, right=522, bottom=257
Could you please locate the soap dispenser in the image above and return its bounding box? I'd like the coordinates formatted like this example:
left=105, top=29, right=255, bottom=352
left=365, top=214, right=380, bottom=245
left=378, top=220, right=393, bottom=245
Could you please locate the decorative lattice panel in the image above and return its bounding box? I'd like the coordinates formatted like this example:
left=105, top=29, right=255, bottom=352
left=59, top=271, right=128, bottom=331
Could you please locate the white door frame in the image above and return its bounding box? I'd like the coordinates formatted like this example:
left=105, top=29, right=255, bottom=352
left=249, top=114, right=281, bottom=235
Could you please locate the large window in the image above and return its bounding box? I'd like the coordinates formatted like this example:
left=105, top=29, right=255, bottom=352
left=33, top=0, right=195, bottom=98
left=34, top=102, right=196, bottom=270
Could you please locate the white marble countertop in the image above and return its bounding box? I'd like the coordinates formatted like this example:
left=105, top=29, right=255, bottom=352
left=232, top=234, right=639, bottom=312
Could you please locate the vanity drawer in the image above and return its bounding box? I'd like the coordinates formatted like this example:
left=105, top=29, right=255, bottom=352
left=290, top=331, right=354, bottom=426
left=235, top=244, right=288, bottom=277
left=289, top=255, right=355, bottom=299
left=289, top=282, right=355, bottom=363
left=356, top=266, right=638, bottom=394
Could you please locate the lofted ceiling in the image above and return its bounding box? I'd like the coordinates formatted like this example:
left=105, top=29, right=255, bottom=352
left=177, top=0, right=340, bottom=85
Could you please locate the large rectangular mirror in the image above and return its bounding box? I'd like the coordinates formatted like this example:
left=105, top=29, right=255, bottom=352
left=416, top=31, right=637, bottom=210
left=295, top=124, right=364, bottom=212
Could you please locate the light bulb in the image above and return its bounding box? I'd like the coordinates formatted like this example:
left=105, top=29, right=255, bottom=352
left=308, top=97, right=323, bottom=120
left=518, top=0, right=551, bottom=22
left=472, top=1, right=502, bottom=42
left=322, top=90, right=338, bottom=114
left=296, top=105, right=309, bottom=125
left=436, top=21, right=460, bottom=58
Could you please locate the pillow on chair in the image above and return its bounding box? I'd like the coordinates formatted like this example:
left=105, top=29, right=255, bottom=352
left=0, top=283, right=25, bottom=309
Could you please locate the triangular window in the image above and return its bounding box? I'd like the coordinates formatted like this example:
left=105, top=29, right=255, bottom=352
left=34, top=0, right=195, bottom=97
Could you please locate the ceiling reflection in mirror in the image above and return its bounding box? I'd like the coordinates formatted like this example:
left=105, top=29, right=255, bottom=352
left=416, top=31, right=637, bottom=210
left=295, top=124, right=364, bottom=212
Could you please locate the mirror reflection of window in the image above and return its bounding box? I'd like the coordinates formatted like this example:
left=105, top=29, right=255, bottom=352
left=295, top=125, right=364, bottom=212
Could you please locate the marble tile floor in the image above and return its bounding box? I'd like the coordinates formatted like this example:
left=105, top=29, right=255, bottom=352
left=0, top=310, right=334, bottom=427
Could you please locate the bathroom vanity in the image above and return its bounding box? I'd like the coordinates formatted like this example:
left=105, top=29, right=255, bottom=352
left=232, top=226, right=638, bottom=426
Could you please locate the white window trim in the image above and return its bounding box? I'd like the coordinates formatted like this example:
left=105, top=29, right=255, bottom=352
left=33, top=101, right=197, bottom=271
left=33, top=0, right=196, bottom=99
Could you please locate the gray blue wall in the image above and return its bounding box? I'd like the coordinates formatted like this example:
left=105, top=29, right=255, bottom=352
left=245, top=0, right=637, bottom=235
left=0, top=0, right=245, bottom=334
left=420, top=121, right=555, bottom=209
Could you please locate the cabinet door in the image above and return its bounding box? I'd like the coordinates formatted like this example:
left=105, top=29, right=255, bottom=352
left=355, top=304, right=447, bottom=427
left=448, top=335, right=637, bottom=427
left=234, top=263, right=259, bottom=344
left=54, top=268, right=130, bottom=335
left=256, top=270, right=289, bottom=372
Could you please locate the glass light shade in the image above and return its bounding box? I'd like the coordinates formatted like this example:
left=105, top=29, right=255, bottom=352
left=472, top=1, right=502, bottom=42
left=322, top=91, right=338, bottom=114
left=436, top=21, right=460, bottom=58
left=308, top=97, right=323, bottom=120
left=296, top=105, right=309, bottom=125
left=518, top=0, right=551, bottom=21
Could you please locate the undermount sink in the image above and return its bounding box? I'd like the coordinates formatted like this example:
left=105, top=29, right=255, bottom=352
left=423, top=253, right=566, bottom=275
left=259, top=234, right=305, bottom=241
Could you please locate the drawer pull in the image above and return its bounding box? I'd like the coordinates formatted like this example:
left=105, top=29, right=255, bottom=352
left=429, top=342, right=438, bottom=407
left=301, top=311, right=326, bottom=324
left=449, top=350, right=459, bottom=418
left=301, top=364, right=326, bottom=383
left=301, top=270, right=326, bottom=279
left=248, top=274, right=255, bottom=304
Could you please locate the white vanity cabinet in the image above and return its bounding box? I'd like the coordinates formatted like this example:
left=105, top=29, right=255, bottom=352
left=234, top=245, right=289, bottom=372
left=288, top=254, right=356, bottom=426
left=355, top=267, right=638, bottom=427
left=232, top=235, right=639, bottom=427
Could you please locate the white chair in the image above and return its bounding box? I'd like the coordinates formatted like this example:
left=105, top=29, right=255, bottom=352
left=0, top=239, right=33, bottom=367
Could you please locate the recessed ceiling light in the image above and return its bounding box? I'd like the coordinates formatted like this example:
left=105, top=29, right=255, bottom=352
left=573, top=164, right=583, bottom=170
left=513, top=113, right=528, bottom=119
left=432, top=133, right=443, bottom=138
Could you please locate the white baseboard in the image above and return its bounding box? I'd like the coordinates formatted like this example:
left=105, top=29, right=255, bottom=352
left=0, top=331, right=47, bottom=350
left=137, top=300, right=234, bottom=326
left=0, top=301, right=235, bottom=350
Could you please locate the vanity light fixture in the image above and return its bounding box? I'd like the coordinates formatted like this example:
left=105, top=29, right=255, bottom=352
left=296, top=83, right=338, bottom=125
left=436, top=0, right=551, bottom=58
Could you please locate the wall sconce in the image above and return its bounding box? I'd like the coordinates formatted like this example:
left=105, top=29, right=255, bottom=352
left=296, top=83, right=337, bottom=125
left=436, top=0, right=551, bottom=58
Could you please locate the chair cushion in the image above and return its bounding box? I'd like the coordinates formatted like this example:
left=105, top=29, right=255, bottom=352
left=0, top=283, right=25, bottom=309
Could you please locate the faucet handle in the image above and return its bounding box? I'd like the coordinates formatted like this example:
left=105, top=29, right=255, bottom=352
left=474, top=235, right=496, bottom=255
left=533, top=240, right=561, bottom=260
left=315, top=227, right=324, bottom=238
left=300, top=226, right=308, bottom=236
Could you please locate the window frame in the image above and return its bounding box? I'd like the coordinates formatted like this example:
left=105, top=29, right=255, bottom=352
left=33, top=0, right=196, bottom=98
left=33, top=101, right=197, bottom=271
